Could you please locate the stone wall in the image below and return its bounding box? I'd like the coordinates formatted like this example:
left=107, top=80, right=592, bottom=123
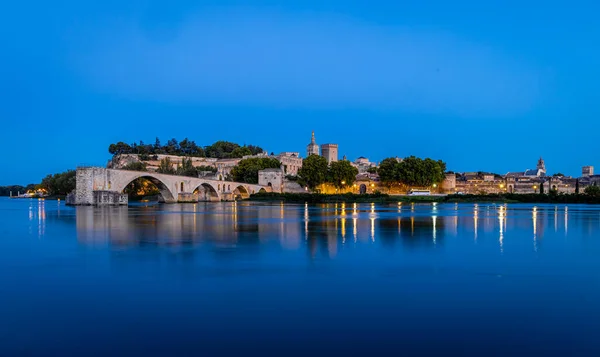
left=259, top=169, right=284, bottom=193
left=93, top=191, right=128, bottom=205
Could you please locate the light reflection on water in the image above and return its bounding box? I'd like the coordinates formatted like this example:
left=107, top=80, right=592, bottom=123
left=3, top=198, right=600, bottom=356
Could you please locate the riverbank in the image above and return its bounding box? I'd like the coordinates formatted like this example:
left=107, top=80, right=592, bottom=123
left=249, top=192, right=600, bottom=204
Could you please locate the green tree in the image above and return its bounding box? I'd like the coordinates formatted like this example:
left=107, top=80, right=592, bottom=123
left=584, top=185, right=600, bottom=197
left=377, top=158, right=401, bottom=184
left=576, top=179, right=580, bottom=194
left=247, top=145, right=264, bottom=155
left=122, top=162, right=147, bottom=171
left=196, top=165, right=217, bottom=173
left=157, top=157, right=175, bottom=174
left=204, top=141, right=241, bottom=159
left=231, top=158, right=281, bottom=184
left=396, top=156, right=446, bottom=187
left=230, top=146, right=253, bottom=158
left=327, top=160, right=359, bottom=189
left=39, top=170, right=76, bottom=195
left=176, top=157, right=198, bottom=177
left=366, top=167, right=378, bottom=174
left=297, top=155, right=329, bottom=190
left=553, top=173, right=565, bottom=177
left=108, top=142, right=132, bottom=155
left=540, top=182, right=545, bottom=194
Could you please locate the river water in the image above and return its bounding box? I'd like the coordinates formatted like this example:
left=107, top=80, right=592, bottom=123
left=1, top=197, right=600, bottom=356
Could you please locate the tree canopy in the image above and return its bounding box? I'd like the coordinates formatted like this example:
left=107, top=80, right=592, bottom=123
left=377, top=156, right=446, bottom=187
left=0, top=185, right=36, bottom=196
left=108, top=138, right=263, bottom=159
left=328, top=160, right=359, bottom=189
left=156, top=157, right=175, bottom=175
left=176, top=158, right=199, bottom=177
left=297, top=155, right=329, bottom=190
left=122, top=162, right=148, bottom=171
left=584, top=185, right=600, bottom=197
left=39, top=170, right=76, bottom=196
left=231, top=158, right=281, bottom=184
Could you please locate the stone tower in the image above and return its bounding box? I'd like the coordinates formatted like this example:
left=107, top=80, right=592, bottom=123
left=306, top=131, right=319, bottom=157
left=320, top=144, right=339, bottom=164
left=537, top=157, right=546, bottom=174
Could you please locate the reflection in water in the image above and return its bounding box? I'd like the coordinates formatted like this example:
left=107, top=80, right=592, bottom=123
left=565, top=206, right=569, bottom=235
left=28, top=199, right=47, bottom=238
left=69, top=202, right=600, bottom=261
left=498, top=205, right=505, bottom=254
left=9, top=199, right=600, bottom=357
left=73, top=202, right=459, bottom=259
left=555, top=206, right=558, bottom=232
left=533, top=206, right=538, bottom=252
left=474, top=204, right=479, bottom=241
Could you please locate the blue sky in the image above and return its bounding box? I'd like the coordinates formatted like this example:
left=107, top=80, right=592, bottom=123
left=2, top=0, right=599, bottom=184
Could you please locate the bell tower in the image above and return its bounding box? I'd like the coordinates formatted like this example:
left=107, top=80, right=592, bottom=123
left=537, top=157, right=546, bottom=174
left=306, top=131, right=319, bottom=157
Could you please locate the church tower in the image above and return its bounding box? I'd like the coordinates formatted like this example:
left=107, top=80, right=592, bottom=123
left=537, top=157, right=546, bottom=174
left=306, top=131, right=319, bottom=157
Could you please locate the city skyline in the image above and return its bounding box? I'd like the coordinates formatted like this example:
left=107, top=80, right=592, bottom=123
left=1, top=130, right=598, bottom=186
left=4, top=1, right=600, bottom=185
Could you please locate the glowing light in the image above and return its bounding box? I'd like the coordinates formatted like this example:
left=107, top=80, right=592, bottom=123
left=432, top=215, right=437, bottom=244
left=370, top=217, right=375, bottom=242
left=304, top=203, right=309, bottom=237
left=533, top=206, right=538, bottom=252
left=474, top=204, right=479, bottom=241
left=498, top=205, right=505, bottom=254
left=564, top=206, right=568, bottom=235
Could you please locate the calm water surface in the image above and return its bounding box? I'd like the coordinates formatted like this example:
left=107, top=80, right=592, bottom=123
left=2, top=197, right=600, bottom=356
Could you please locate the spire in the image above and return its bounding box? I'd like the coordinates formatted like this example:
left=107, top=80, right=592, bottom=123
left=311, top=131, right=316, bottom=144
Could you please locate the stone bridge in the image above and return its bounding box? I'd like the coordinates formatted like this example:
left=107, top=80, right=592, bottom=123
left=68, top=167, right=273, bottom=205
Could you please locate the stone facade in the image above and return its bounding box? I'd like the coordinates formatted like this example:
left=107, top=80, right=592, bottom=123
left=277, top=152, right=303, bottom=176
left=244, top=152, right=303, bottom=176
left=258, top=169, right=284, bottom=193
left=93, top=191, right=128, bottom=205
left=321, top=144, right=338, bottom=164
left=351, top=157, right=377, bottom=173
left=583, top=166, right=594, bottom=177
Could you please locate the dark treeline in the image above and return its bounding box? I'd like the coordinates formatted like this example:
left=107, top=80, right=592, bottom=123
left=0, top=170, right=76, bottom=197
left=39, top=171, right=76, bottom=196
left=109, top=138, right=264, bottom=159
left=0, top=185, right=36, bottom=196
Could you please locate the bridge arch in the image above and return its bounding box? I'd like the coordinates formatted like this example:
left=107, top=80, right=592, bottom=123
left=192, top=183, right=220, bottom=202
left=117, top=174, right=176, bottom=203
left=233, top=185, right=250, bottom=200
